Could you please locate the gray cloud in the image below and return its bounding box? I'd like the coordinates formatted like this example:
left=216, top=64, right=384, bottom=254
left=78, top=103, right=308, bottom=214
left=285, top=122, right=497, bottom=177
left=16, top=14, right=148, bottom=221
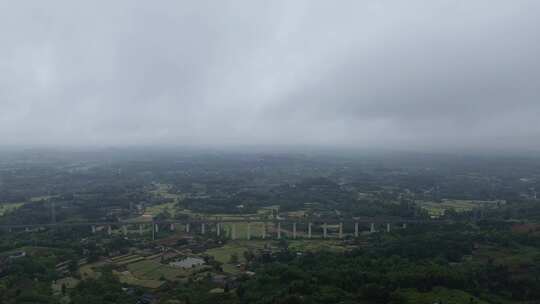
left=1, top=0, right=539, bottom=151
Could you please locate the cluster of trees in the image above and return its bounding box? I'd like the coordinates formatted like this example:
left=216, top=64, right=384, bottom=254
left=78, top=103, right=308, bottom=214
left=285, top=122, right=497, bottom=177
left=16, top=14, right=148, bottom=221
left=235, top=229, right=540, bottom=303
left=2, top=220, right=540, bottom=303
left=139, top=223, right=540, bottom=304
left=70, top=268, right=137, bottom=304
left=3, top=151, right=540, bottom=226
left=0, top=253, right=59, bottom=303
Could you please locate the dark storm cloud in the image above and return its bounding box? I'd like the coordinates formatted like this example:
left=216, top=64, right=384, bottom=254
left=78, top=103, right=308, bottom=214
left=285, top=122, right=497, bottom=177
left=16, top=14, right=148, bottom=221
left=1, top=0, right=539, bottom=150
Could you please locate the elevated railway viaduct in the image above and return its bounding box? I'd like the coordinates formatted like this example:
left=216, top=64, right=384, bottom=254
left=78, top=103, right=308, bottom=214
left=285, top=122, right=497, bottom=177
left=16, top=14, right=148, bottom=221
left=0, top=217, right=450, bottom=240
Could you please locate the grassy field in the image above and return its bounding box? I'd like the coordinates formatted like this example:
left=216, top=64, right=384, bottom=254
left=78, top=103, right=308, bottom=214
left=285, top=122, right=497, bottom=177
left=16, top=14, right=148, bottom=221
left=141, top=209, right=270, bottom=223
left=145, top=202, right=178, bottom=217
left=51, top=277, right=80, bottom=294
left=181, top=205, right=277, bottom=221
left=285, top=210, right=308, bottom=218
left=399, top=287, right=488, bottom=304
left=143, top=199, right=276, bottom=222
left=205, top=241, right=268, bottom=273
left=257, top=206, right=278, bottom=217
left=220, top=222, right=268, bottom=239
left=126, top=260, right=163, bottom=277
left=0, top=246, right=73, bottom=258
left=115, top=256, right=145, bottom=266
left=145, top=183, right=186, bottom=217
left=29, top=195, right=58, bottom=202
left=0, top=195, right=61, bottom=216
left=122, top=258, right=207, bottom=285
left=79, top=263, right=103, bottom=280
left=0, top=202, right=24, bottom=216
left=218, top=222, right=331, bottom=239
left=417, top=199, right=503, bottom=218
left=150, top=183, right=182, bottom=200
left=114, top=270, right=164, bottom=289
left=204, top=239, right=348, bottom=273
left=288, top=240, right=348, bottom=253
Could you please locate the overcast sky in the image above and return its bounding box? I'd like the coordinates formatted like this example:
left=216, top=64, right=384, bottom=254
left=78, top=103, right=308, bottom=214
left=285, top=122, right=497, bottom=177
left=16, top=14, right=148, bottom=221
left=1, top=1, right=539, bottom=151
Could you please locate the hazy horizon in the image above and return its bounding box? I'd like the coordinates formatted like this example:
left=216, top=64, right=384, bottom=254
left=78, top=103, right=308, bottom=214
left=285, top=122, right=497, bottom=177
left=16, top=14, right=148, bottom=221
left=2, top=1, right=540, bottom=151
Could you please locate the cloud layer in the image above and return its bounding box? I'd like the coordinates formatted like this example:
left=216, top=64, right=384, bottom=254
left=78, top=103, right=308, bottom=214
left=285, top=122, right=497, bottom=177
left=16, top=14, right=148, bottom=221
left=1, top=1, right=539, bottom=151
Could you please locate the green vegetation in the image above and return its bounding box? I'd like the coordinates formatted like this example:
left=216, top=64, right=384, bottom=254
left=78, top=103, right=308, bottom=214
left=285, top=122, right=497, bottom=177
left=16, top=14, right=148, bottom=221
left=474, top=244, right=540, bottom=268
left=220, top=222, right=267, bottom=239
left=79, top=263, right=103, bottom=280
left=51, top=277, right=80, bottom=295
left=70, top=269, right=136, bottom=304
left=2, top=150, right=540, bottom=303
left=114, top=270, right=164, bottom=289
left=122, top=258, right=209, bottom=283
left=206, top=241, right=268, bottom=273
left=145, top=202, right=178, bottom=217
left=0, top=202, right=24, bottom=216
left=287, top=239, right=348, bottom=253
left=398, top=287, right=488, bottom=304
left=417, top=199, right=504, bottom=218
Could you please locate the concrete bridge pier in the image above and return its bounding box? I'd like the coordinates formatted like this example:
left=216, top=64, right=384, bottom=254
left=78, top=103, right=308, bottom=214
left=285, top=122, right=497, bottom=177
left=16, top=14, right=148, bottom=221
left=91, top=225, right=96, bottom=234
left=323, top=223, right=327, bottom=239
left=308, top=223, right=312, bottom=239
left=122, top=225, right=128, bottom=236
left=170, top=223, right=175, bottom=231
left=231, top=224, right=236, bottom=240
left=201, top=223, right=205, bottom=234
left=152, top=223, right=156, bottom=241
left=292, top=223, right=297, bottom=239
left=277, top=222, right=281, bottom=239
left=339, top=222, right=343, bottom=239
left=154, top=224, right=159, bottom=233
left=402, top=223, right=407, bottom=229
left=216, top=223, right=221, bottom=237
left=247, top=222, right=251, bottom=240
left=386, top=223, right=391, bottom=233
left=354, top=222, right=359, bottom=237
left=107, top=225, right=112, bottom=235
left=370, top=223, right=375, bottom=233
